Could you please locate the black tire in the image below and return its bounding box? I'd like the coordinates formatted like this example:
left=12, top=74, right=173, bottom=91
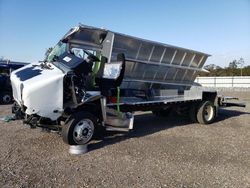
left=189, top=104, right=197, bottom=123
left=12, top=101, right=24, bottom=119
left=62, top=112, right=99, bottom=145
left=197, top=101, right=216, bottom=124
left=1, top=92, right=12, bottom=104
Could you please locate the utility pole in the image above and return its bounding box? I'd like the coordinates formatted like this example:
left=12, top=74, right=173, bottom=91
left=238, top=58, right=244, bottom=76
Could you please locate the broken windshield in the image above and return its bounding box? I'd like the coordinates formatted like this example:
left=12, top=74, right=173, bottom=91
left=46, top=41, right=67, bottom=62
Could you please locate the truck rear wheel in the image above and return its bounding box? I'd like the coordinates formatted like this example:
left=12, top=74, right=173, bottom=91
left=62, top=112, right=98, bottom=145
left=197, top=101, right=216, bottom=124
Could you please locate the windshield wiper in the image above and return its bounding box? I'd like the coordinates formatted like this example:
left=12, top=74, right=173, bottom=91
left=41, top=62, right=53, bottom=69
left=34, top=61, right=53, bottom=70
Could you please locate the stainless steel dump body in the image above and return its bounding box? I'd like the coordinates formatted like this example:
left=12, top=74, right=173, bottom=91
left=63, top=24, right=210, bottom=91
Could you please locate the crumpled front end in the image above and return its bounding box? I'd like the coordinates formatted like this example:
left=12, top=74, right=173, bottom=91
left=10, top=63, right=65, bottom=121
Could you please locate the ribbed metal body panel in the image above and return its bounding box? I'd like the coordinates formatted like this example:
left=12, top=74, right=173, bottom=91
left=64, top=24, right=210, bottom=91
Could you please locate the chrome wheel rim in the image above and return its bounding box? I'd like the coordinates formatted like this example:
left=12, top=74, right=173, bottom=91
left=204, top=105, right=214, bottom=121
left=73, top=119, right=94, bottom=145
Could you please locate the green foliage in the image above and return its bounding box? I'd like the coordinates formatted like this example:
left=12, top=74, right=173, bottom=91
left=200, top=66, right=250, bottom=76
left=200, top=58, right=249, bottom=76
left=228, top=60, right=239, bottom=69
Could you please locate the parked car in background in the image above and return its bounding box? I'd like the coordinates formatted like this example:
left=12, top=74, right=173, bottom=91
left=0, top=60, right=29, bottom=104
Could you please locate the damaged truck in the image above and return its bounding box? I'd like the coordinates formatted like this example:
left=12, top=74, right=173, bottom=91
left=10, top=24, right=243, bottom=145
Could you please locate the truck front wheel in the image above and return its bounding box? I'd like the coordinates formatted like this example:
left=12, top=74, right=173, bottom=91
left=62, top=112, right=98, bottom=145
left=197, top=101, right=216, bottom=124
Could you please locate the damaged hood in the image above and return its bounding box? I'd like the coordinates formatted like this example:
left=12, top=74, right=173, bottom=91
left=11, top=62, right=65, bottom=120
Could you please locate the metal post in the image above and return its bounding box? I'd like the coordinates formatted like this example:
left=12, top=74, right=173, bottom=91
left=170, top=50, right=177, bottom=64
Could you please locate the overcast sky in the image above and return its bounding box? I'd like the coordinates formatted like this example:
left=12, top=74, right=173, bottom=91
left=0, top=0, right=249, bottom=67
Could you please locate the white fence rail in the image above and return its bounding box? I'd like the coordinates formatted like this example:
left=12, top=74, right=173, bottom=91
left=195, top=76, right=250, bottom=88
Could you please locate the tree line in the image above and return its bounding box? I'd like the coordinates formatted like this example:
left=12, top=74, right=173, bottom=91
left=199, top=58, right=250, bottom=76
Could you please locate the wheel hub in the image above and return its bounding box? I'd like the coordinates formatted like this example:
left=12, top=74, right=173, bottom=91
left=82, top=128, right=89, bottom=136
left=73, top=119, right=94, bottom=144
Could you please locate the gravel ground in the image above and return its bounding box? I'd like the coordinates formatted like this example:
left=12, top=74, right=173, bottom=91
left=0, top=91, right=250, bottom=187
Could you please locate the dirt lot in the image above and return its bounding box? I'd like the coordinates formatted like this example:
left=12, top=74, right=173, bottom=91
left=0, top=91, right=250, bottom=187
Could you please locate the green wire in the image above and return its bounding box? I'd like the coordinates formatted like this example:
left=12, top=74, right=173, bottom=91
left=91, top=55, right=101, bottom=87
